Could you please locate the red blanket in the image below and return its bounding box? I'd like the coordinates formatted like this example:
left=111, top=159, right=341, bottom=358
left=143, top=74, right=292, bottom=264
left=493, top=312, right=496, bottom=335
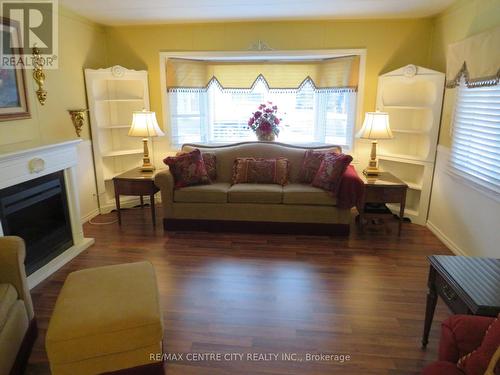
left=336, top=165, right=364, bottom=209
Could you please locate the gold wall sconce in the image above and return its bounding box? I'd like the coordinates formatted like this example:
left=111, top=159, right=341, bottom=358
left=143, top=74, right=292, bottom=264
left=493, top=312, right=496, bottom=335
left=68, top=109, right=89, bottom=137
left=32, top=47, right=47, bottom=105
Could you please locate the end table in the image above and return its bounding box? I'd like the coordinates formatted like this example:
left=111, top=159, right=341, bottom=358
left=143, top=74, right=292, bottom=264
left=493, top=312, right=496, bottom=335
left=358, top=171, right=408, bottom=235
left=113, top=168, right=160, bottom=226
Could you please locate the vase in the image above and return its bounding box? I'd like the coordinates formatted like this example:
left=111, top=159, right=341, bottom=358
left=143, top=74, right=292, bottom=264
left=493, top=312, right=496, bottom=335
left=256, top=130, right=276, bottom=142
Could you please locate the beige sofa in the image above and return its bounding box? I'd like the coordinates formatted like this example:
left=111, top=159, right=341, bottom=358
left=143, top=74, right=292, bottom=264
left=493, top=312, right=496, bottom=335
left=155, top=142, right=352, bottom=234
left=0, top=236, right=37, bottom=375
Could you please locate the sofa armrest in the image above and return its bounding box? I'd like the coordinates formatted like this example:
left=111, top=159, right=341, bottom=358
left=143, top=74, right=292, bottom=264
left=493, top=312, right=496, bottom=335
left=0, top=236, right=34, bottom=320
left=439, top=315, right=495, bottom=362
left=154, top=168, right=175, bottom=215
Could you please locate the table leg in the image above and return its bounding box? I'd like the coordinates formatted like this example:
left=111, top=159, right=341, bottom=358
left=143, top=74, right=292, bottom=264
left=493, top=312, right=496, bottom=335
left=398, top=189, right=407, bottom=236
left=114, top=187, right=122, bottom=226
left=140, top=195, right=144, bottom=207
left=422, top=266, right=437, bottom=348
left=150, top=194, right=156, bottom=227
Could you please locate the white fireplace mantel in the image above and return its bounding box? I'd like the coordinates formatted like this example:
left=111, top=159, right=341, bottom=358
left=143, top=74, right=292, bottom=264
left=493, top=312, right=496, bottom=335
left=0, top=140, right=95, bottom=288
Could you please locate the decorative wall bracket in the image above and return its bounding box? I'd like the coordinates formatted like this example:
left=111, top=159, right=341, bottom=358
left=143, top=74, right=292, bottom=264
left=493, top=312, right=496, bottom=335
left=68, top=109, right=88, bottom=137
left=32, top=47, right=47, bottom=105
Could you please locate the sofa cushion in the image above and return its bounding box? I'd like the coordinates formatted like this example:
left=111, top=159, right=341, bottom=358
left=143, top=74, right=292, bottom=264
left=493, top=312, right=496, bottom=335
left=46, top=261, right=163, bottom=365
left=298, top=150, right=330, bottom=183
left=312, top=153, right=353, bottom=194
left=283, top=184, right=337, bottom=206
left=228, top=183, right=283, bottom=204
left=232, top=157, right=289, bottom=185
left=174, top=182, right=230, bottom=203
left=163, top=149, right=210, bottom=188
left=0, top=283, right=17, bottom=330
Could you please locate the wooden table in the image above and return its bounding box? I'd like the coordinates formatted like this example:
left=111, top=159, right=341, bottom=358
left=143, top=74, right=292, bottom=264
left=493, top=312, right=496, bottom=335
left=358, top=171, right=408, bottom=235
left=113, top=168, right=159, bottom=227
left=422, top=255, right=500, bottom=348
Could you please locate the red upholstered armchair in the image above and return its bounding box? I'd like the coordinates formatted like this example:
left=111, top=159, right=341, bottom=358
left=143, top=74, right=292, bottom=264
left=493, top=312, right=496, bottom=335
left=422, top=315, right=500, bottom=375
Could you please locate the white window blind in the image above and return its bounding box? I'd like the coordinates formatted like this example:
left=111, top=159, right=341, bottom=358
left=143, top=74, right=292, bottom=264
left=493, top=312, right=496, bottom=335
left=169, top=79, right=356, bottom=148
left=450, top=82, right=500, bottom=195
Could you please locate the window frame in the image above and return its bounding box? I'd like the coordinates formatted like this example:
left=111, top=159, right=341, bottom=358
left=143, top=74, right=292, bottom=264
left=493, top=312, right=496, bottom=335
left=159, top=49, right=366, bottom=152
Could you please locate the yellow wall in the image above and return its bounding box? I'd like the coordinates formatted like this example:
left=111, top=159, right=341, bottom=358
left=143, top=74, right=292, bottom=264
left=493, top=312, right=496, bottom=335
left=430, top=0, right=500, bottom=146
left=0, top=7, right=107, bottom=154
left=104, top=19, right=434, bottom=141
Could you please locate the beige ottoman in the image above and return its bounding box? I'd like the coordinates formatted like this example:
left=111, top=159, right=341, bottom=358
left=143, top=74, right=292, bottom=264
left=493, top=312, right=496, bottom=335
left=46, top=262, right=164, bottom=375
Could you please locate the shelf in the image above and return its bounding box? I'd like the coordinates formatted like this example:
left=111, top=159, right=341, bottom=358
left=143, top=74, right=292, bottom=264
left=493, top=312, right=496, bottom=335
left=101, top=149, right=143, bottom=158
left=386, top=203, right=419, bottom=217
left=383, top=105, right=430, bottom=110
left=392, top=129, right=428, bottom=135
left=96, top=98, right=144, bottom=103
left=405, top=181, right=423, bottom=191
left=99, top=125, right=131, bottom=129
left=378, top=153, right=432, bottom=165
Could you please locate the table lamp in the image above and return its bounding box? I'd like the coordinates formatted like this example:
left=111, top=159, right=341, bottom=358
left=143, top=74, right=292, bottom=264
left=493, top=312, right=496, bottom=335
left=356, top=111, right=393, bottom=176
left=128, top=110, right=165, bottom=172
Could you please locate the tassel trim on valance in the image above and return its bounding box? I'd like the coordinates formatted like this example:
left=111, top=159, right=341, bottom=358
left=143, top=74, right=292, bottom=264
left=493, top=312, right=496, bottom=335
left=167, top=75, right=357, bottom=94
left=446, top=62, right=500, bottom=88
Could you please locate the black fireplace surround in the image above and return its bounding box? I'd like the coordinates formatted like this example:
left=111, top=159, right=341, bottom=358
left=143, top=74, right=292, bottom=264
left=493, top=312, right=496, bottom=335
left=0, top=171, right=73, bottom=275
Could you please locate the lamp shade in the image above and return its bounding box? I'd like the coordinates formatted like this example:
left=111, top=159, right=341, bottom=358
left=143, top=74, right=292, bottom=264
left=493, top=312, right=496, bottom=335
left=356, top=112, right=393, bottom=140
left=128, top=110, right=165, bottom=138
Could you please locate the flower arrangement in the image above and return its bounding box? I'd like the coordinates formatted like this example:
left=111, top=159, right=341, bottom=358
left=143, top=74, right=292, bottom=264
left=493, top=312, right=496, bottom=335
left=247, top=102, right=282, bottom=141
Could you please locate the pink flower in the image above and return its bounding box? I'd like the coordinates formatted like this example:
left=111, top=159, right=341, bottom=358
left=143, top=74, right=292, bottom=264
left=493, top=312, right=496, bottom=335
left=254, top=111, right=262, bottom=118
left=259, top=121, right=272, bottom=134
left=274, top=118, right=280, bottom=125
left=248, top=117, right=255, bottom=126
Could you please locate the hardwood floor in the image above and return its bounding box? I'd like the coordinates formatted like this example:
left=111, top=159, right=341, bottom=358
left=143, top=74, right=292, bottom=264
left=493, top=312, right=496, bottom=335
left=26, top=207, right=452, bottom=375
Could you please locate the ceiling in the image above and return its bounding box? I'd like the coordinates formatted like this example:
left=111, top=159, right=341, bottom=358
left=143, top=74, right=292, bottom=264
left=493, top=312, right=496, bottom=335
left=61, top=0, right=456, bottom=25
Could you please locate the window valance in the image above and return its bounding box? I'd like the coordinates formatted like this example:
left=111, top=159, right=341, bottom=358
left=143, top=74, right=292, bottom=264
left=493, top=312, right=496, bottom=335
left=446, top=26, right=500, bottom=88
left=166, top=55, right=360, bottom=93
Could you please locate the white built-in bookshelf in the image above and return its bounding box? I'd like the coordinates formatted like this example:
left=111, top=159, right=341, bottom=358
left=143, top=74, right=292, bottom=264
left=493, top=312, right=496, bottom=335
left=85, top=66, right=150, bottom=213
left=376, top=65, right=444, bottom=225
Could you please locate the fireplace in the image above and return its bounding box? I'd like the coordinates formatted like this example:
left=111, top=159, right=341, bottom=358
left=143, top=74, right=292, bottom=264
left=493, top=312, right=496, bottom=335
left=0, top=171, right=74, bottom=275
left=0, top=140, right=94, bottom=288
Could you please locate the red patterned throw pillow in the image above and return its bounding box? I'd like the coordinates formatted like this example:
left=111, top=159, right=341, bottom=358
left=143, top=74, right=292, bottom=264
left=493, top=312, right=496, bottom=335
left=232, top=157, right=289, bottom=185
left=298, top=149, right=340, bottom=183
left=201, top=152, right=217, bottom=181
left=458, top=315, right=500, bottom=375
left=311, top=153, right=353, bottom=194
left=163, top=149, right=210, bottom=188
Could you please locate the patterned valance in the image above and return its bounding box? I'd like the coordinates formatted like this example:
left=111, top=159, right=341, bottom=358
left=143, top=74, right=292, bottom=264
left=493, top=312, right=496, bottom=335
left=166, top=55, right=360, bottom=93
left=446, top=26, right=500, bottom=88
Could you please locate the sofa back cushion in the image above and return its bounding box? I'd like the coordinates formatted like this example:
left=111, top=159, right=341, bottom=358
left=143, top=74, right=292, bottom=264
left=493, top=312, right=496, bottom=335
left=182, top=142, right=341, bottom=183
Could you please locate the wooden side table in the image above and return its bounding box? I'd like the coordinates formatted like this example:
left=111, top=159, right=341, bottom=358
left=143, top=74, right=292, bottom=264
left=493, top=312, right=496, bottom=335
left=358, top=171, right=408, bottom=235
left=113, top=168, right=160, bottom=227
left=422, top=255, right=500, bottom=348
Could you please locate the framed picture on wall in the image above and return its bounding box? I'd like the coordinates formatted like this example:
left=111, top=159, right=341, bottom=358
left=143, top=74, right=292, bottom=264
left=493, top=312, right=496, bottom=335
left=0, top=17, right=30, bottom=121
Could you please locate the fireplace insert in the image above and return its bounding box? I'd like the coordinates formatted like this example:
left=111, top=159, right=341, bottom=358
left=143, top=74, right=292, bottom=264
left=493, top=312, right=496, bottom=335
left=0, top=171, right=73, bottom=275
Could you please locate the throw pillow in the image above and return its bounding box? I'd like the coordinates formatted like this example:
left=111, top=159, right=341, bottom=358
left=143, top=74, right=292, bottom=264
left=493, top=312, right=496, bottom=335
left=298, top=149, right=340, bottom=183
left=458, top=315, right=500, bottom=375
left=232, top=157, right=289, bottom=185
left=176, top=150, right=217, bottom=182
left=311, top=153, right=353, bottom=195
left=163, top=149, right=210, bottom=188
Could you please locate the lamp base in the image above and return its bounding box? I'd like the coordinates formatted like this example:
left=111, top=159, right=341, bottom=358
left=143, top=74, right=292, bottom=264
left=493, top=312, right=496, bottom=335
left=140, top=138, right=155, bottom=172
left=363, top=167, right=381, bottom=176
left=363, top=140, right=381, bottom=176
left=140, top=164, right=155, bottom=172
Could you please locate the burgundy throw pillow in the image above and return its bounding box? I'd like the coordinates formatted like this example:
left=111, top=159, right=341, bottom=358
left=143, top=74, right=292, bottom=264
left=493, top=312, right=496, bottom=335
left=232, top=157, right=289, bottom=185
left=311, top=153, right=353, bottom=195
left=458, top=316, right=500, bottom=375
left=163, top=149, right=210, bottom=188
left=202, top=152, right=217, bottom=182
left=298, top=149, right=340, bottom=183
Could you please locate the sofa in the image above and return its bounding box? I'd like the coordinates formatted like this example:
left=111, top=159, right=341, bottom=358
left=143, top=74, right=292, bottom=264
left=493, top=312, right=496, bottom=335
left=422, top=315, right=500, bottom=375
left=155, top=141, right=358, bottom=234
left=0, top=236, right=37, bottom=375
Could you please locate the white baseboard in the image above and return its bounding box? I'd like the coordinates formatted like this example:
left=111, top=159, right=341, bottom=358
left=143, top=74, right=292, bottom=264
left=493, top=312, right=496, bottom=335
left=27, top=237, right=95, bottom=289
left=426, top=220, right=468, bottom=256
left=81, top=208, right=100, bottom=225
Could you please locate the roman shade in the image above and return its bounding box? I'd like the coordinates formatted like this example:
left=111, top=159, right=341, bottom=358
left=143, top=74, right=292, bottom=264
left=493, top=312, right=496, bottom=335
left=166, top=55, right=360, bottom=92
left=446, top=26, right=500, bottom=88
